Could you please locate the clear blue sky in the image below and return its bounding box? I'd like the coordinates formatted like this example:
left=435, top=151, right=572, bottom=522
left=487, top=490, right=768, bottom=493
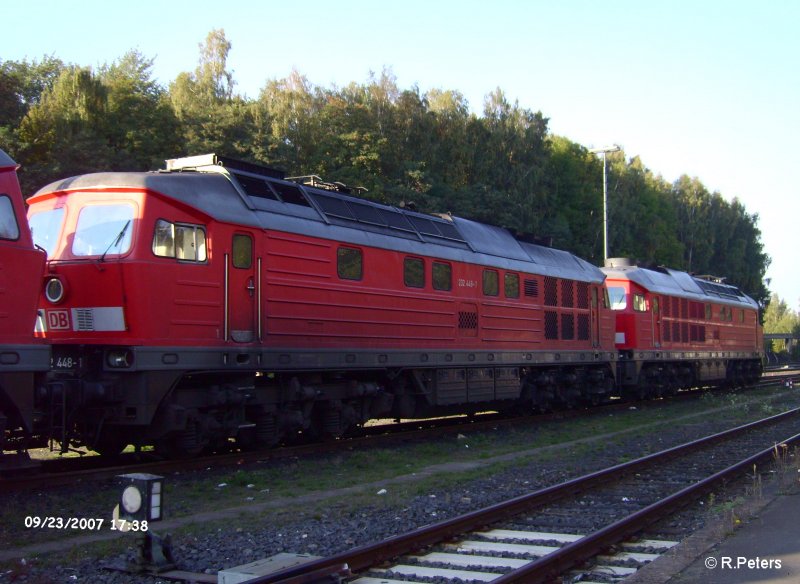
left=6, top=0, right=799, bottom=305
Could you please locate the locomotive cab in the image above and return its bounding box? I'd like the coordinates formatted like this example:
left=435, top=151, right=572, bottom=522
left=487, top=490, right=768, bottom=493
left=28, top=189, right=220, bottom=346
left=27, top=181, right=225, bottom=453
left=606, top=278, right=652, bottom=351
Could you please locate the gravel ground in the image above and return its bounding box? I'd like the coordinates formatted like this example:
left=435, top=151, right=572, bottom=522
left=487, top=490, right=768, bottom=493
left=2, top=389, right=798, bottom=583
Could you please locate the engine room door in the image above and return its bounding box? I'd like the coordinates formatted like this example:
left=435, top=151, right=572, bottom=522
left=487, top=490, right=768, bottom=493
left=652, top=296, right=662, bottom=347
left=228, top=233, right=257, bottom=343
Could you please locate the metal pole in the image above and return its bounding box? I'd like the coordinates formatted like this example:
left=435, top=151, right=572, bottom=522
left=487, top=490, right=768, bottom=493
left=602, top=151, right=608, bottom=263
left=590, top=145, right=620, bottom=265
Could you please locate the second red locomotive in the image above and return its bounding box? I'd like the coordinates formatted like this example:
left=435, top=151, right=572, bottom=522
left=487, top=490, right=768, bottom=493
left=603, top=258, right=763, bottom=397
left=27, top=154, right=618, bottom=455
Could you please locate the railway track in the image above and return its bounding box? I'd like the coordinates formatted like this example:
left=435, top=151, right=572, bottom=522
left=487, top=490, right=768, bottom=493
left=1, top=374, right=793, bottom=492
left=236, top=405, right=800, bottom=584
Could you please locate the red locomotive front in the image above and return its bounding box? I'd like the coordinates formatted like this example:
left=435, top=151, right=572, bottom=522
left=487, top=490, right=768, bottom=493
left=0, top=149, right=49, bottom=459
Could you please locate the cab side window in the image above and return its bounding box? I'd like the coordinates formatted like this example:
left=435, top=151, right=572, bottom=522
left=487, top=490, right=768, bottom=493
left=0, top=195, right=20, bottom=240
left=153, top=219, right=207, bottom=262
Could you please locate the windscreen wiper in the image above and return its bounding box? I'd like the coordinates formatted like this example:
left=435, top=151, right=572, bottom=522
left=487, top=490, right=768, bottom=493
left=99, top=220, right=131, bottom=263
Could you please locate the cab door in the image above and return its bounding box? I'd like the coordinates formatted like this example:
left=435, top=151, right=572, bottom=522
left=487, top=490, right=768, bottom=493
left=591, top=287, right=600, bottom=348
left=228, top=232, right=256, bottom=343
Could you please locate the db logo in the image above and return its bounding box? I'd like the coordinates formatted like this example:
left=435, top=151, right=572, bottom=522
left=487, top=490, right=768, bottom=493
left=47, top=310, right=71, bottom=330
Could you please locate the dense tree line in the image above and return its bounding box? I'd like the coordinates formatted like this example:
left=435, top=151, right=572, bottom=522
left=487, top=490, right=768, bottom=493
left=763, top=294, right=800, bottom=357
left=0, top=30, right=770, bottom=306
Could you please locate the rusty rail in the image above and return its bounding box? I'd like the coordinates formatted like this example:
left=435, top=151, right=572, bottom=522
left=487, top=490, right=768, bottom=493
left=248, top=407, right=800, bottom=583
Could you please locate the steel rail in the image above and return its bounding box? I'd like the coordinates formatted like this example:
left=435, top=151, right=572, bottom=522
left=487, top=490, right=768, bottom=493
left=493, top=428, right=800, bottom=583
left=247, top=406, right=800, bottom=583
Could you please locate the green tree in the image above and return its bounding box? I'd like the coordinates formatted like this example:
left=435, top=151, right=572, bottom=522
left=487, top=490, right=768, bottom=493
left=0, top=56, right=66, bottom=161
left=763, top=293, right=799, bottom=354
left=0, top=56, right=65, bottom=127
left=16, top=66, right=113, bottom=190
left=255, top=69, right=322, bottom=171
left=99, top=50, right=182, bottom=169
left=606, top=154, right=683, bottom=267
left=468, top=88, right=549, bottom=233
left=169, top=29, right=254, bottom=156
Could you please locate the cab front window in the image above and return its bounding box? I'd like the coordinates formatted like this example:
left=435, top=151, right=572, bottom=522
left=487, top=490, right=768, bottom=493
left=29, top=207, right=65, bottom=257
left=608, top=286, right=627, bottom=310
left=73, top=204, right=134, bottom=257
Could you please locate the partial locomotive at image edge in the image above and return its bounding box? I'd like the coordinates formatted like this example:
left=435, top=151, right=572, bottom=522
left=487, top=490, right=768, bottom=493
left=0, top=149, right=50, bottom=460
left=1, top=151, right=764, bottom=461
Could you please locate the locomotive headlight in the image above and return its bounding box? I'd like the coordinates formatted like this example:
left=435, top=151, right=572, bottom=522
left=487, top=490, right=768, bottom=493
left=107, top=349, right=134, bottom=368
left=44, top=277, right=65, bottom=303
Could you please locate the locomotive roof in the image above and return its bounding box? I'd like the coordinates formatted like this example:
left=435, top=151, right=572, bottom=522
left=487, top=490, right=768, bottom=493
left=0, top=149, right=17, bottom=169
left=601, top=264, right=759, bottom=309
left=34, top=156, right=604, bottom=284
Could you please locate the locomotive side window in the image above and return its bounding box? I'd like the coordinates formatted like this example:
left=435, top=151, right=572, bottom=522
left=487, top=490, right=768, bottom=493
left=29, top=207, right=65, bottom=257
left=404, top=257, right=425, bottom=288
left=337, top=247, right=363, bottom=280
left=232, top=234, right=253, bottom=269
left=152, top=219, right=207, bottom=262
left=633, top=293, right=647, bottom=312
left=176, top=225, right=206, bottom=261
left=73, top=203, right=134, bottom=257
left=432, top=261, right=452, bottom=291
left=483, top=270, right=499, bottom=296
left=152, top=220, right=175, bottom=257
left=0, top=195, right=20, bottom=240
left=504, top=273, right=520, bottom=299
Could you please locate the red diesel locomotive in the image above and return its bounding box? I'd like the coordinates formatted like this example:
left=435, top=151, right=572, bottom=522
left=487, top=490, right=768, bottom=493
left=602, top=259, right=763, bottom=397
left=26, top=154, right=618, bottom=455
left=0, top=149, right=49, bottom=461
